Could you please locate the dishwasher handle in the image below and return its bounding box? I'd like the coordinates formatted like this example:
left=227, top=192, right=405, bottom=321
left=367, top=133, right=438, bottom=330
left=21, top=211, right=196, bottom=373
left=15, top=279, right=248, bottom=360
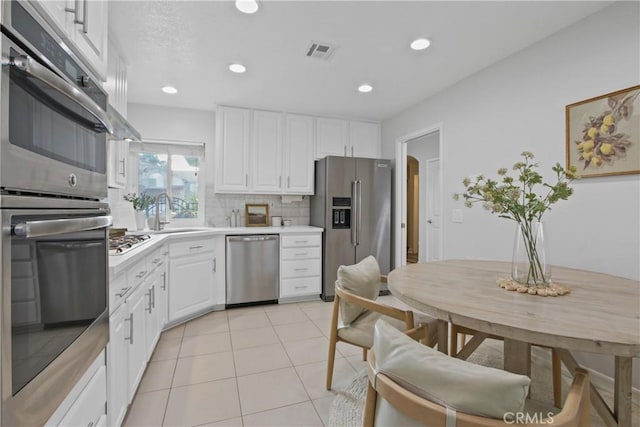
left=227, top=235, right=278, bottom=242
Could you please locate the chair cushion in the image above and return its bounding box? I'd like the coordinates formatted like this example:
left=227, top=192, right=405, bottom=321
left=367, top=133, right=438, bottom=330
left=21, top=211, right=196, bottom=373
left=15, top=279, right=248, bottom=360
left=373, top=319, right=531, bottom=420
left=337, top=256, right=381, bottom=325
left=338, top=311, right=438, bottom=348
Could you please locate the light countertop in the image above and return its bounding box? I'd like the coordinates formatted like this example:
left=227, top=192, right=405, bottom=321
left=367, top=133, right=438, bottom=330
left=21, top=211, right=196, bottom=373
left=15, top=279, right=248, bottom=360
left=109, top=225, right=323, bottom=275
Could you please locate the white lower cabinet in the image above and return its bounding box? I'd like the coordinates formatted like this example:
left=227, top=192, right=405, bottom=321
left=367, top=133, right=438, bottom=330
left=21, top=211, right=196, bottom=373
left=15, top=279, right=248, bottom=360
left=169, top=237, right=222, bottom=322
left=107, top=304, right=129, bottom=427
left=126, top=282, right=147, bottom=401
left=107, top=245, right=167, bottom=426
left=280, top=232, right=322, bottom=298
left=47, top=352, right=107, bottom=427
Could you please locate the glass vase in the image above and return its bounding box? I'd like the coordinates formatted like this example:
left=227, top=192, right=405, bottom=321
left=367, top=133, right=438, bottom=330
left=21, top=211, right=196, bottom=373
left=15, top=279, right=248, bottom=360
left=511, top=221, right=551, bottom=286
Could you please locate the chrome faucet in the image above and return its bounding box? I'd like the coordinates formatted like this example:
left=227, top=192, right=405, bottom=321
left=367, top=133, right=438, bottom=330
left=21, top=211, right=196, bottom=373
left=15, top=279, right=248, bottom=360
left=153, top=192, right=173, bottom=231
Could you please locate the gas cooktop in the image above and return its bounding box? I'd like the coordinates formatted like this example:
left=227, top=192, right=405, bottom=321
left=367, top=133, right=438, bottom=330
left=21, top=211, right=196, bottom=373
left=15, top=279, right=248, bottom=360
left=108, top=234, right=151, bottom=255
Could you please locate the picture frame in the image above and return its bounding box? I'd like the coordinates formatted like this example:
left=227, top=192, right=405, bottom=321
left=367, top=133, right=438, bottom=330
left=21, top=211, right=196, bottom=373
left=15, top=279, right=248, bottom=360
left=245, top=203, right=270, bottom=227
left=565, top=85, right=640, bottom=178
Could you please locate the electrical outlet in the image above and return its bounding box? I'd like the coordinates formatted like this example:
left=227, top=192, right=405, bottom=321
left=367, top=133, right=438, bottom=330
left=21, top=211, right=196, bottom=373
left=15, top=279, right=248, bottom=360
left=451, top=209, right=463, bottom=223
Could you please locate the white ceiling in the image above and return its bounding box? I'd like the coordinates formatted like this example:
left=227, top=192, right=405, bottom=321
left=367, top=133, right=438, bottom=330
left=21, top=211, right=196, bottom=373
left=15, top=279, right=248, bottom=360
left=109, top=1, right=611, bottom=121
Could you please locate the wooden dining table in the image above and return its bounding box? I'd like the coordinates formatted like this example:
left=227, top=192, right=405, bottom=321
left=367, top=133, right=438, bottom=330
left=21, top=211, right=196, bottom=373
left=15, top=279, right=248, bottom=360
left=387, top=260, right=640, bottom=427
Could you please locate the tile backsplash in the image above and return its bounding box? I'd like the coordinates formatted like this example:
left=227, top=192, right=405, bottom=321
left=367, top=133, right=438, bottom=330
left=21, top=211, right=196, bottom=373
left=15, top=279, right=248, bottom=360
left=204, top=188, right=310, bottom=228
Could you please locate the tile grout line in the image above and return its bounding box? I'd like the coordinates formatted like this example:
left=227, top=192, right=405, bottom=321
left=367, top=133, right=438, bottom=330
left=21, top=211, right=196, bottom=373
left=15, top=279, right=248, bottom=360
left=161, top=326, right=186, bottom=427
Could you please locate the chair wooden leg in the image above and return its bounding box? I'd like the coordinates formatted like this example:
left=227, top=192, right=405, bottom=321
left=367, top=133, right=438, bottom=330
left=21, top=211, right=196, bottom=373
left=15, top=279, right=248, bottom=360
left=363, top=347, right=368, bottom=361
left=326, top=296, right=341, bottom=390
left=363, top=377, right=377, bottom=427
left=552, top=349, right=562, bottom=408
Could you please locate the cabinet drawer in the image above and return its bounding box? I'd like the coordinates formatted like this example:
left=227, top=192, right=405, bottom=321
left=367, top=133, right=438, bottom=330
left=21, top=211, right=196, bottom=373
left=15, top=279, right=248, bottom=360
left=281, top=247, right=321, bottom=260
left=170, top=239, right=215, bottom=258
left=59, top=365, right=106, bottom=427
left=109, top=273, right=129, bottom=313
left=281, top=277, right=321, bottom=297
left=127, top=259, right=149, bottom=287
left=282, top=259, right=321, bottom=278
left=281, top=234, right=321, bottom=248
left=148, top=248, right=165, bottom=270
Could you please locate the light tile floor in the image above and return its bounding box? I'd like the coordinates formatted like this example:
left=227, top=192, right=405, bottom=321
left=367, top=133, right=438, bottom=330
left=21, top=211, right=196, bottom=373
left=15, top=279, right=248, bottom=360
left=123, top=297, right=402, bottom=427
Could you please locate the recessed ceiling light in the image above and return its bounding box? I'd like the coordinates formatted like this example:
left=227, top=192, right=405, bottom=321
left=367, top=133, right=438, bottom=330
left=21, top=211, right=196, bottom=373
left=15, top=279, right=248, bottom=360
left=358, top=84, right=373, bottom=93
left=235, top=0, right=259, bottom=14
left=410, top=38, right=431, bottom=51
left=161, top=86, right=178, bottom=94
left=229, top=63, right=247, bottom=73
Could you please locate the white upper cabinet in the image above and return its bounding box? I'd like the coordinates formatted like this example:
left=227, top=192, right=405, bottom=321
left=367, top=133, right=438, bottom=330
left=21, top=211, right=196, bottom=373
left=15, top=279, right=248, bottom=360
left=316, top=118, right=380, bottom=159
left=105, top=39, right=128, bottom=118
left=316, top=118, right=349, bottom=158
left=284, top=114, right=315, bottom=194
left=349, top=120, right=381, bottom=159
left=252, top=110, right=283, bottom=193
left=107, top=139, right=129, bottom=189
left=32, top=0, right=108, bottom=81
left=215, top=106, right=251, bottom=192
left=216, top=107, right=315, bottom=195
left=69, top=0, right=108, bottom=80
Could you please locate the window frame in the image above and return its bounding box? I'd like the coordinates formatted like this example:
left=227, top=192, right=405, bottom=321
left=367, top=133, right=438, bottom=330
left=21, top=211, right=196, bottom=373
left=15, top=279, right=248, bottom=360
left=130, top=140, right=206, bottom=227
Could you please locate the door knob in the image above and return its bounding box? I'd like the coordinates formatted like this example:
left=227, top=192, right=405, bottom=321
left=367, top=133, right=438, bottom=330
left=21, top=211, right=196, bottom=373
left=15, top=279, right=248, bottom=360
left=427, top=219, right=433, bottom=224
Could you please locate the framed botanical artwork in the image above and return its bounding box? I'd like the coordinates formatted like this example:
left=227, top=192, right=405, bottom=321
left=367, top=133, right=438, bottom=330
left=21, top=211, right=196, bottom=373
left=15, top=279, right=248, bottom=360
left=245, top=203, right=270, bottom=227
left=566, top=85, right=640, bottom=178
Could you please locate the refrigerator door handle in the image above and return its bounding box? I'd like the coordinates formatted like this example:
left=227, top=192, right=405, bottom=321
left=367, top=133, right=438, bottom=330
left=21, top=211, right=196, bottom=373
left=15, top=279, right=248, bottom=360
left=356, top=180, right=362, bottom=246
left=351, top=180, right=357, bottom=246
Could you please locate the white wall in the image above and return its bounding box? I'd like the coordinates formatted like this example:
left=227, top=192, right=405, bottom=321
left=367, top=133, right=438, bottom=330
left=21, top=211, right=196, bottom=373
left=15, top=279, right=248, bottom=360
left=407, top=133, right=439, bottom=262
left=382, top=2, right=640, bottom=389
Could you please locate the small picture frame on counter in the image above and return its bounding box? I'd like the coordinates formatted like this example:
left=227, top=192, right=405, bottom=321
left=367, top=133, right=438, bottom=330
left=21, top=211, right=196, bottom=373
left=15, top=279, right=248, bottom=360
left=245, top=204, right=270, bottom=227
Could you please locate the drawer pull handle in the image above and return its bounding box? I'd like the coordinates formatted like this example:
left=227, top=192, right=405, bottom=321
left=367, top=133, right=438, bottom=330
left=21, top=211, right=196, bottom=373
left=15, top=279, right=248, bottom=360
left=162, top=251, right=169, bottom=256
left=136, top=270, right=147, bottom=278
left=189, top=245, right=204, bottom=250
left=115, top=286, right=131, bottom=297
left=125, top=313, right=134, bottom=344
left=294, top=285, right=308, bottom=289
left=294, top=268, right=308, bottom=271
left=152, top=258, right=161, bottom=264
left=295, top=252, right=307, bottom=256
left=294, top=240, right=308, bottom=243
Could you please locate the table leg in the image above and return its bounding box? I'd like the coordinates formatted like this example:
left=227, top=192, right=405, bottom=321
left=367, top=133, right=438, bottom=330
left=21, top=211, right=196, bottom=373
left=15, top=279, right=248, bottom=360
left=614, top=356, right=632, bottom=427
left=557, top=348, right=618, bottom=427
left=437, top=319, right=448, bottom=355
left=503, top=338, right=531, bottom=377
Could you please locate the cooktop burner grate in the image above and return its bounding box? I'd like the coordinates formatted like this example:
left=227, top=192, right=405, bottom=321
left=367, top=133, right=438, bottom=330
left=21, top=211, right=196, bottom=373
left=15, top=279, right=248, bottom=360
left=109, top=234, right=151, bottom=255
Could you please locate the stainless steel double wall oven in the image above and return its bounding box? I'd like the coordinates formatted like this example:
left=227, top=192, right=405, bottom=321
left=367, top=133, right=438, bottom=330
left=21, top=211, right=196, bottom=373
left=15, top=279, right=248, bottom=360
left=1, top=1, right=113, bottom=425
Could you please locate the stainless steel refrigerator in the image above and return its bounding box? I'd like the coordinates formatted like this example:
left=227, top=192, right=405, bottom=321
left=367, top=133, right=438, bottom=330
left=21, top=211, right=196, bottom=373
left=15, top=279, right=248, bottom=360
left=310, top=156, right=391, bottom=301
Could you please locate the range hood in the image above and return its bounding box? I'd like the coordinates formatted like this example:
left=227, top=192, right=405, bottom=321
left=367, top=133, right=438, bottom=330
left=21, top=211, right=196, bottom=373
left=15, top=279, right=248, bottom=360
left=107, top=105, right=142, bottom=142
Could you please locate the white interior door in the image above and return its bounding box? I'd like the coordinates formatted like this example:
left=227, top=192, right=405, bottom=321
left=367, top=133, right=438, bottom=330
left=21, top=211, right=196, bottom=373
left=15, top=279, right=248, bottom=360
left=400, top=143, right=408, bottom=266
left=426, top=158, right=442, bottom=261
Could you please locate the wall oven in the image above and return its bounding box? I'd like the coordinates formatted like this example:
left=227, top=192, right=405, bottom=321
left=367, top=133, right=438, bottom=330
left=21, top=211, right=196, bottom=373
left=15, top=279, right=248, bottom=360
left=1, top=1, right=114, bottom=424
left=1, top=0, right=113, bottom=200
left=1, top=195, right=111, bottom=426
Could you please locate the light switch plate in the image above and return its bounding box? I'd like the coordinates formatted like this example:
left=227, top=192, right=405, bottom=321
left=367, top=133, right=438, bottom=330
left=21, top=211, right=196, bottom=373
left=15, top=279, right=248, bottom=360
left=451, top=209, right=463, bottom=223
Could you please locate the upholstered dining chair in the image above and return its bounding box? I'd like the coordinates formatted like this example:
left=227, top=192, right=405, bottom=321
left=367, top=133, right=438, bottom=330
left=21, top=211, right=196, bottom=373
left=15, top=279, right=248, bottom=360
left=364, top=320, right=591, bottom=427
left=450, top=324, right=563, bottom=408
left=326, top=256, right=439, bottom=390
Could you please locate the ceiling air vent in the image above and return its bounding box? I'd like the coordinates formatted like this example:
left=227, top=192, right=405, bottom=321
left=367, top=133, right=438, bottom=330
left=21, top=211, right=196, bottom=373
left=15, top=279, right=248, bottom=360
left=305, top=41, right=336, bottom=61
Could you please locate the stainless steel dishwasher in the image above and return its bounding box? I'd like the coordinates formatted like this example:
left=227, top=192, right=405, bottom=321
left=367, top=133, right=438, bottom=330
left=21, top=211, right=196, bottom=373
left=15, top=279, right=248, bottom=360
left=226, top=235, right=279, bottom=306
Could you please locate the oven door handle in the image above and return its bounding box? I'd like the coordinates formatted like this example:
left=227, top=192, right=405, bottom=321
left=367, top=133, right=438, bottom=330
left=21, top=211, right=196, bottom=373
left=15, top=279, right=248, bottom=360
left=13, top=216, right=113, bottom=238
left=3, top=54, right=114, bottom=135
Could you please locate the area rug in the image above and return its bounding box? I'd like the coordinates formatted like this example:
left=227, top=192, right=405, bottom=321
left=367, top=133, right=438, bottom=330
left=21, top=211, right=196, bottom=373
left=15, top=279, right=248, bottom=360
left=327, top=340, right=612, bottom=427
